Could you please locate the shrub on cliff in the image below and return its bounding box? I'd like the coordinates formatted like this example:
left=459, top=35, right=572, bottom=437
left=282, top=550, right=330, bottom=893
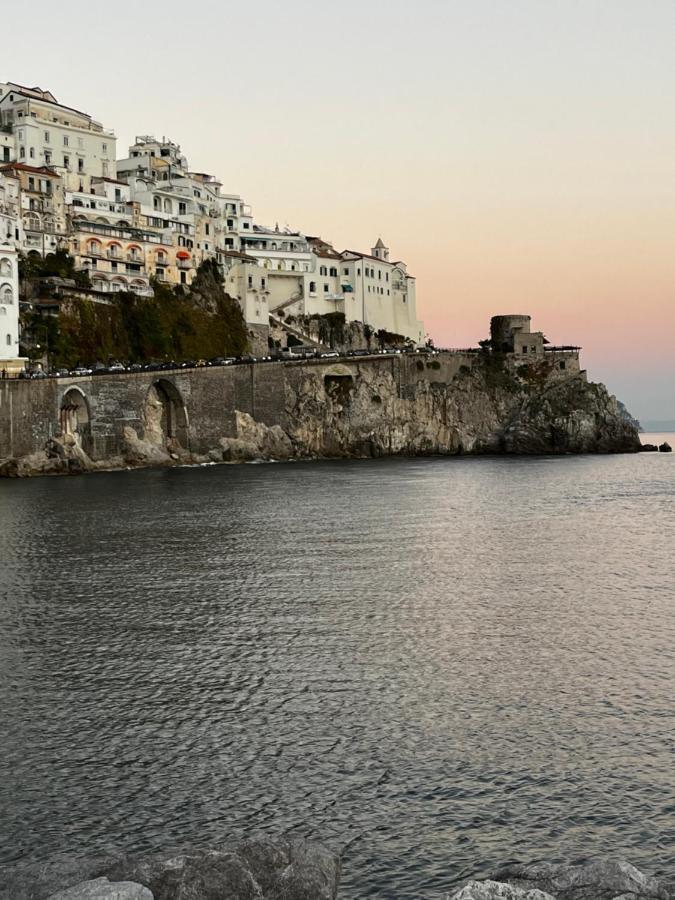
left=45, top=260, right=248, bottom=367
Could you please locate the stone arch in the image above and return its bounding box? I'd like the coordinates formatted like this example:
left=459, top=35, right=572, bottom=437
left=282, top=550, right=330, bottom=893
left=143, top=379, right=188, bottom=450
left=60, top=387, right=92, bottom=453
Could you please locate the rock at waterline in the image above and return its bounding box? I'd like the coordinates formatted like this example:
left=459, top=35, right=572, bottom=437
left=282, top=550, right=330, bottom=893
left=0, top=840, right=340, bottom=900
left=484, top=858, right=673, bottom=900
left=640, top=444, right=659, bottom=452
left=48, top=878, right=152, bottom=899
left=446, top=880, right=555, bottom=899
left=658, top=442, right=672, bottom=453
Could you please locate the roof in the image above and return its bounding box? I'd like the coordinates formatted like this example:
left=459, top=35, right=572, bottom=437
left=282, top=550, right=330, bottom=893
left=0, top=87, right=94, bottom=122
left=93, top=176, right=128, bottom=186
left=0, top=162, right=60, bottom=177
left=219, top=250, right=258, bottom=263
left=374, top=237, right=387, bottom=249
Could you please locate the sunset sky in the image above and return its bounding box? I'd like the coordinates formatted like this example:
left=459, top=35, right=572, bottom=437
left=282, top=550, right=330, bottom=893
left=4, top=0, right=674, bottom=420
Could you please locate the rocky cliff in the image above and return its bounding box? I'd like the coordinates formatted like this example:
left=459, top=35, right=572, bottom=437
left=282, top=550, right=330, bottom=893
left=276, top=355, right=640, bottom=460
left=0, top=353, right=641, bottom=477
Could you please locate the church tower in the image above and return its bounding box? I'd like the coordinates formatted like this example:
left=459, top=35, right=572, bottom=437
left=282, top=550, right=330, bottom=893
left=372, top=237, right=389, bottom=262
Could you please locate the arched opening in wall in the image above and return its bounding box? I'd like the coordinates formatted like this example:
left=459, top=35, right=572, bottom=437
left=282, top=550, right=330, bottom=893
left=143, top=379, right=188, bottom=451
left=60, top=388, right=92, bottom=454
left=324, top=371, right=354, bottom=409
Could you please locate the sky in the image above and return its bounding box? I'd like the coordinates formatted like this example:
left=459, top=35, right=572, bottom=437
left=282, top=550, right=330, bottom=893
left=3, top=0, right=675, bottom=420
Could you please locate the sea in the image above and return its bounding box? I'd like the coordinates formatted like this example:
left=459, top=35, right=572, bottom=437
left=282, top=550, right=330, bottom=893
left=0, top=436, right=673, bottom=898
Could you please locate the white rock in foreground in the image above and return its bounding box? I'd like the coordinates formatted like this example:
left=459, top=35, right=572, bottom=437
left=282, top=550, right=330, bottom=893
left=447, top=880, right=555, bottom=900
left=48, top=877, right=153, bottom=899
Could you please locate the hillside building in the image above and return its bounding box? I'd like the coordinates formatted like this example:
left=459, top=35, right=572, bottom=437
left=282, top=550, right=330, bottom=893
left=0, top=243, right=24, bottom=372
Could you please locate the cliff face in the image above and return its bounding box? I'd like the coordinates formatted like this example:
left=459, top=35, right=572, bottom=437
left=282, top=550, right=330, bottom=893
left=280, top=356, right=641, bottom=459
left=0, top=354, right=640, bottom=477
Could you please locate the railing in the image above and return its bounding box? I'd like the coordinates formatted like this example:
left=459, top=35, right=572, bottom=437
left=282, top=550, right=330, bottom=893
left=544, top=346, right=581, bottom=352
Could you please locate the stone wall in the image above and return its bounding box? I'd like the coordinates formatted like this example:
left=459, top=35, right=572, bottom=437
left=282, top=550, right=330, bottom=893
left=0, top=350, right=641, bottom=476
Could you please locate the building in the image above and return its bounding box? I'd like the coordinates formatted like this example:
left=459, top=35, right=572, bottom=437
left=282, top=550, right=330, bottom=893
left=0, top=162, right=66, bottom=257
left=0, top=169, right=21, bottom=246
left=490, top=315, right=581, bottom=377
left=0, top=82, right=116, bottom=192
left=263, top=235, right=424, bottom=344
left=0, top=243, right=24, bottom=372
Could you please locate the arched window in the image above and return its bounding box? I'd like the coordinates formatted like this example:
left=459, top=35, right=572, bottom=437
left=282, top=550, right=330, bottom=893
left=88, top=240, right=101, bottom=256
left=0, top=258, right=11, bottom=276
left=153, top=197, right=161, bottom=210
left=329, top=267, right=338, bottom=277
left=6, top=334, right=11, bottom=345
left=163, top=198, right=172, bottom=213
left=1, top=285, right=13, bottom=305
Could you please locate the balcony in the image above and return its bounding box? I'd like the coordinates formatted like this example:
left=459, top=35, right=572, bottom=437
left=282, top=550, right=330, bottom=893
left=177, top=259, right=191, bottom=270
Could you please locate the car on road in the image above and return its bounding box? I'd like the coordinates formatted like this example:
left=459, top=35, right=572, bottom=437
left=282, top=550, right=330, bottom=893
left=70, top=366, right=92, bottom=377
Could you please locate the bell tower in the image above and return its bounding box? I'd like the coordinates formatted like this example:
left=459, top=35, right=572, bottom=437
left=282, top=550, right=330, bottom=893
left=372, top=237, right=389, bottom=262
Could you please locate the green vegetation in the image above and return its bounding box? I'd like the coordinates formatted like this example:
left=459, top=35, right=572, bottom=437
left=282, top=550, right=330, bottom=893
left=19, top=249, right=91, bottom=289
left=24, top=258, right=249, bottom=368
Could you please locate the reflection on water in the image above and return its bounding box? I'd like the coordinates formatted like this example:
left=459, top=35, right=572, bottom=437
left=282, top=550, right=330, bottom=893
left=0, top=452, right=674, bottom=898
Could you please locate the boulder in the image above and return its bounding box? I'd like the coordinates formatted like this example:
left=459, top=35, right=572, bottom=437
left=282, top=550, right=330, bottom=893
left=658, top=442, right=672, bottom=453
left=446, top=879, right=555, bottom=899
left=0, top=855, right=125, bottom=900
left=488, top=859, right=672, bottom=900
left=47, top=878, right=152, bottom=899
left=640, top=444, right=659, bottom=452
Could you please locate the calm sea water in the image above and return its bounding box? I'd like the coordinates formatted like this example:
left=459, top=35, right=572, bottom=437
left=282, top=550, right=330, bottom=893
left=1, top=445, right=674, bottom=898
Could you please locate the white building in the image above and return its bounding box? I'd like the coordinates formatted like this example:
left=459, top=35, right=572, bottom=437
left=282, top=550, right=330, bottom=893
left=0, top=169, right=21, bottom=246
left=0, top=243, right=22, bottom=372
left=0, top=82, right=116, bottom=192
left=262, top=234, right=424, bottom=344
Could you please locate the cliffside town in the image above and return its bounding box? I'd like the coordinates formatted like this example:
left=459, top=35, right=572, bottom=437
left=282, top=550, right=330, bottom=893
left=0, top=80, right=423, bottom=374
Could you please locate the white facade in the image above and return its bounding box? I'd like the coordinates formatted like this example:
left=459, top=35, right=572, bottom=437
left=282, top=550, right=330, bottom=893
left=0, top=82, right=116, bottom=191
left=0, top=243, right=20, bottom=366
left=0, top=170, right=21, bottom=245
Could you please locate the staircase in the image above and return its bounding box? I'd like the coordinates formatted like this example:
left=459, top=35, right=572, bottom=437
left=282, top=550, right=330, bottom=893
left=269, top=290, right=303, bottom=315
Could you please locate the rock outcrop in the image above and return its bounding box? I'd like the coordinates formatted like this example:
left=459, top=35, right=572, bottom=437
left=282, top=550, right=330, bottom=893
left=446, top=860, right=674, bottom=900
left=0, top=840, right=340, bottom=900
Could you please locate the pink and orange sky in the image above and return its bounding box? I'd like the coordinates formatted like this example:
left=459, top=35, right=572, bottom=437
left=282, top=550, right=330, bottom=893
left=4, top=0, right=674, bottom=419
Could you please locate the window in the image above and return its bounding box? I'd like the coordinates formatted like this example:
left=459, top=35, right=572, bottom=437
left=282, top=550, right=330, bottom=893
left=179, top=202, right=187, bottom=215
left=343, top=268, right=348, bottom=275
left=319, top=266, right=327, bottom=276
left=357, top=268, right=361, bottom=276
left=63, top=136, right=69, bottom=146
left=386, top=273, right=389, bottom=281
left=28, top=177, right=35, bottom=191
left=261, top=277, right=266, bottom=288
left=17, top=129, right=23, bottom=139
left=1, top=285, right=12, bottom=305
left=115, top=189, right=121, bottom=201
left=63, top=154, right=70, bottom=169
left=378, top=270, right=381, bottom=279
left=205, top=223, right=210, bottom=236
left=44, top=131, right=50, bottom=142
left=102, top=143, right=107, bottom=153
left=522, top=346, right=528, bottom=354
left=6, top=334, right=11, bottom=346
left=329, top=267, right=338, bottom=277
left=29, top=147, right=35, bottom=158
left=323, top=284, right=329, bottom=293
left=45, top=151, right=52, bottom=164
left=247, top=275, right=253, bottom=288
left=559, top=361, right=566, bottom=370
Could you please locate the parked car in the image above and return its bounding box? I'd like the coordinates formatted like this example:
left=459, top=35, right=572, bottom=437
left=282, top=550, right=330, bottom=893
left=70, top=366, right=92, bottom=377
left=108, top=361, right=126, bottom=373
left=127, top=363, right=143, bottom=372
left=319, top=350, right=339, bottom=359
left=54, top=368, right=71, bottom=377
